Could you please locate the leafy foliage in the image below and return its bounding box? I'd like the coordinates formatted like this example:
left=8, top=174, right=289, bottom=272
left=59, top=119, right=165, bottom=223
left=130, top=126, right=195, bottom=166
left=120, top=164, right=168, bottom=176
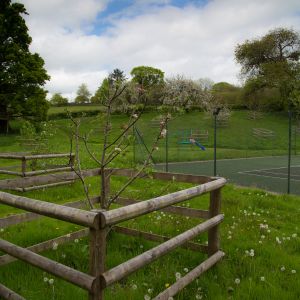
left=75, top=83, right=91, bottom=104
left=0, top=0, right=50, bottom=132
left=50, top=93, right=69, bottom=106
left=235, top=28, right=300, bottom=111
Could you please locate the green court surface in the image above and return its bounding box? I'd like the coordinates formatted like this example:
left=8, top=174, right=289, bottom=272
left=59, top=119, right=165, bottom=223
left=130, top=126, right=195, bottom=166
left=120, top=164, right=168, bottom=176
left=156, top=155, right=300, bottom=195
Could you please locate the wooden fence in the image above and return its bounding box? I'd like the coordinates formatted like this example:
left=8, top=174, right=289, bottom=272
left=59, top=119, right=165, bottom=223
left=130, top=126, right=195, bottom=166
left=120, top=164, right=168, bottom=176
left=0, top=153, right=75, bottom=191
left=0, top=169, right=226, bottom=300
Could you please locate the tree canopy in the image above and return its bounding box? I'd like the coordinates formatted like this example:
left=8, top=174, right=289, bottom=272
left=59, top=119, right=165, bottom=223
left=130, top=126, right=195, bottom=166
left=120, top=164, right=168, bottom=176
left=235, top=27, right=300, bottom=110
left=50, top=93, right=68, bottom=106
left=75, top=83, right=91, bottom=104
left=0, top=0, right=50, bottom=132
left=130, top=66, right=164, bottom=89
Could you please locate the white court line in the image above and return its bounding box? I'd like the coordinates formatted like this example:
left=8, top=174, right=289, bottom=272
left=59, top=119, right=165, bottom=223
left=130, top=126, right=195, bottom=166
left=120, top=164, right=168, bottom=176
left=250, top=170, right=300, bottom=178
left=238, top=171, right=300, bottom=182
left=242, top=165, right=300, bottom=173
left=156, top=155, right=300, bottom=166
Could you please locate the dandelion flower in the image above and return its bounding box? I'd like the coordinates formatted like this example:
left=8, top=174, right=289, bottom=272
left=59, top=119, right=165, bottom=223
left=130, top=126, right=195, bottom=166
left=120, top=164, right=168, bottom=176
left=43, top=277, right=48, bottom=283
left=184, top=268, right=189, bottom=273
left=52, top=242, right=58, bottom=250
left=196, top=294, right=202, bottom=299
left=234, top=278, right=240, bottom=285
left=260, top=277, right=265, bottom=282
left=147, top=288, right=153, bottom=294
left=280, top=266, right=285, bottom=272
left=292, top=233, right=297, bottom=238
left=175, top=272, right=181, bottom=280
left=132, top=284, right=137, bottom=290
left=291, top=270, right=296, bottom=274
left=74, top=239, right=79, bottom=243
left=49, top=279, right=54, bottom=285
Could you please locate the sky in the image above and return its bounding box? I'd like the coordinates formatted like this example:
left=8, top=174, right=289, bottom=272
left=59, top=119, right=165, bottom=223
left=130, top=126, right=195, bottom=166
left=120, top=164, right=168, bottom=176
left=18, top=0, right=300, bottom=100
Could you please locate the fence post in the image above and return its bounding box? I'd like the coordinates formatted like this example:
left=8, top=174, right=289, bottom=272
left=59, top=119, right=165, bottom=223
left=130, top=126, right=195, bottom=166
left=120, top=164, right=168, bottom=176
left=21, top=157, right=26, bottom=177
left=101, top=169, right=111, bottom=209
left=89, top=226, right=106, bottom=300
left=208, top=188, right=221, bottom=256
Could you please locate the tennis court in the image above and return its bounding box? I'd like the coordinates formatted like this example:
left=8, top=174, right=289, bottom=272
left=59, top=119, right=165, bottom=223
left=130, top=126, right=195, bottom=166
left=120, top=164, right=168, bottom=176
left=156, top=155, right=300, bottom=195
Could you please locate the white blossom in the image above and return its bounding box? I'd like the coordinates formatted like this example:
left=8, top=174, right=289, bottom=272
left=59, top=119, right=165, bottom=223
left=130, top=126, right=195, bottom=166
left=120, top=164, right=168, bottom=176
left=234, top=278, right=240, bottom=285
left=52, top=242, right=58, bottom=250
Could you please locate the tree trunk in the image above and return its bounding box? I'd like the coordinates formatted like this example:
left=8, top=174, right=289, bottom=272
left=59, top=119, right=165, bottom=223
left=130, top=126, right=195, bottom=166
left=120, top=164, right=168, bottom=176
left=0, top=105, right=9, bottom=134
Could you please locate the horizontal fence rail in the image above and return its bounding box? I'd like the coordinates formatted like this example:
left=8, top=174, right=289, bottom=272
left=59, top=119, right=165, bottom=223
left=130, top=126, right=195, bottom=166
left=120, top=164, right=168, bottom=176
left=0, top=239, right=96, bottom=292
left=0, top=191, right=100, bottom=228
left=101, top=214, right=224, bottom=287
left=101, top=177, right=226, bottom=227
left=0, top=169, right=226, bottom=300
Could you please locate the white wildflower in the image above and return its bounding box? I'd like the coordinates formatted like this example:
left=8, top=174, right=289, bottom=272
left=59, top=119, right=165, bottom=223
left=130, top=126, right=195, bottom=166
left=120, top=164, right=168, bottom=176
left=132, top=284, right=137, bottom=290
left=184, top=268, right=189, bottom=273
left=195, top=295, right=202, bottom=299
left=280, top=266, right=285, bottom=272
left=175, top=272, right=181, bottom=280
left=260, top=277, right=265, bottom=282
left=147, top=288, right=153, bottom=294
left=52, top=242, right=58, bottom=250
left=291, top=270, right=296, bottom=274
left=292, top=233, right=297, bottom=238
left=144, top=295, right=151, bottom=300
left=234, top=278, right=240, bottom=285
left=74, top=239, right=79, bottom=243
left=48, top=278, right=54, bottom=285
left=43, top=277, right=48, bottom=283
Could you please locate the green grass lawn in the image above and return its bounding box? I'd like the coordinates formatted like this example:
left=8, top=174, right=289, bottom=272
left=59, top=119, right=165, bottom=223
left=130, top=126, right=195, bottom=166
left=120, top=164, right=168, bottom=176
left=48, top=105, right=104, bottom=115
left=0, top=177, right=299, bottom=299
left=0, top=110, right=299, bottom=299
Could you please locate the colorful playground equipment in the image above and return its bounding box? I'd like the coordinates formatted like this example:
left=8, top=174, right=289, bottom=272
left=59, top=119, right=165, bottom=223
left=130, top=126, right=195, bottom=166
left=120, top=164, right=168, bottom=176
left=177, top=129, right=208, bottom=150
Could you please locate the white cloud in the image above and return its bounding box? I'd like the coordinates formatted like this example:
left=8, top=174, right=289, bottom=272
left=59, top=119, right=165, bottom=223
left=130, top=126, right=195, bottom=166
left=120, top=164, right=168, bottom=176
left=18, top=0, right=300, bottom=99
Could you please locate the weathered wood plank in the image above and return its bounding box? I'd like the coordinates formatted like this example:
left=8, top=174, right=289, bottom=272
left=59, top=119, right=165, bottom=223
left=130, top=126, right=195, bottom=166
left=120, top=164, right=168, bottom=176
left=101, top=178, right=226, bottom=226
left=113, top=226, right=208, bottom=253
left=0, top=196, right=100, bottom=228
left=0, top=239, right=95, bottom=291
left=0, top=191, right=101, bottom=229
left=153, top=251, right=225, bottom=300
left=208, top=189, right=221, bottom=256
left=101, top=214, right=224, bottom=287
left=0, top=229, right=89, bottom=266
left=0, top=168, right=100, bottom=189
left=0, top=283, right=25, bottom=300
left=115, top=197, right=209, bottom=219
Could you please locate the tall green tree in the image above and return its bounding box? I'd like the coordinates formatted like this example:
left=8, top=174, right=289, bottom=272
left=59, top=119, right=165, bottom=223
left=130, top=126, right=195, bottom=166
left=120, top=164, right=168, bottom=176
left=235, top=28, right=300, bottom=110
left=130, top=66, right=165, bottom=105
left=75, top=83, right=91, bottom=104
left=50, top=93, right=68, bottom=106
left=130, top=66, right=164, bottom=89
left=0, top=0, right=50, bottom=133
